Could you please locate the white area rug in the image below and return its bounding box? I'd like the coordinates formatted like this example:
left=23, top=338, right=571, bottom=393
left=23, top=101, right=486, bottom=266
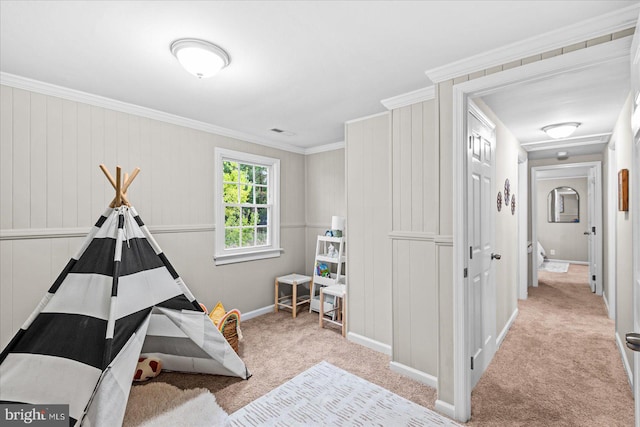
left=228, top=361, right=459, bottom=426
left=124, top=383, right=228, bottom=426
left=539, top=261, right=570, bottom=273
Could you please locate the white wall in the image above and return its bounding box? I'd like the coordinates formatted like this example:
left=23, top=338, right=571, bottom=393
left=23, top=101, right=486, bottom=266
left=611, top=94, right=635, bottom=381
left=345, top=113, right=392, bottom=349
left=304, top=149, right=345, bottom=274
left=0, top=84, right=307, bottom=349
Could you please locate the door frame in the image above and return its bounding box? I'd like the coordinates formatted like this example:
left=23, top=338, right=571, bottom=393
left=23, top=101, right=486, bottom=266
left=530, top=162, right=602, bottom=295
left=451, top=36, right=632, bottom=422
left=606, top=142, right=617, bottom=319
left=518, top=154, right=528, bottom=300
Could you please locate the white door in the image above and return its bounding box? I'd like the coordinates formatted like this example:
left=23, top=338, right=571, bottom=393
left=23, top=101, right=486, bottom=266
left=587, top=171, right=596, bottom=293
left=467, top=102, right=497, bottom=389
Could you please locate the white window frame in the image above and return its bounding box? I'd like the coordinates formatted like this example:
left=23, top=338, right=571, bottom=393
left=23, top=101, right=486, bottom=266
left=214, top=148, right=281, bottom=265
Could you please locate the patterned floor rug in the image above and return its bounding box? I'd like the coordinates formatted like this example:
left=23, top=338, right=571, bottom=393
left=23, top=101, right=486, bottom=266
left=228, top=361, right=459, bottom=426
left=539, top=261, right=570, bottom=273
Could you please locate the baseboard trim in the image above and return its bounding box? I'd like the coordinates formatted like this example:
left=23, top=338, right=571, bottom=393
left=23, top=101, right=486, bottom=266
left=546, top=258, right=589, bottom=265
left=242, top=304, right=275, bottom=321
left=497, top=308, right=519, bottom=348
left=346, top=332, right=392, bottom=356
left=389, top=361, right=437, bottom=389
left=434, top=399, right=456, bottom=419
left=602, top=292, right=612, bottom=319
left=615, top=332, right=634, bottom=388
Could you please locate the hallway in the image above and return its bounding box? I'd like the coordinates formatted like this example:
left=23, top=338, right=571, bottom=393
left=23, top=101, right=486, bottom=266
left=467, top=264, right=634, bottom=426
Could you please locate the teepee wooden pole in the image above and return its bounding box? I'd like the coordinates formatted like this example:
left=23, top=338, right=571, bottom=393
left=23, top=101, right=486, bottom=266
left=99, top=164, right=117, bottom=189
left=100, top=164, right=137, bottom=207
left=122, top=168, right=140, bottom=193
left=115, top=167, right=122, bottom=207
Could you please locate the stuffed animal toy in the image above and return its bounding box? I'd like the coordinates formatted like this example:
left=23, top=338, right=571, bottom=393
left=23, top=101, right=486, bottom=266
left=133, top=356, right=162, bottom=382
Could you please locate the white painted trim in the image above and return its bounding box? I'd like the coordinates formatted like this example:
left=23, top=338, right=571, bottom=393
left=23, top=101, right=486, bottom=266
left=518, top=157, right=529, bottom=300
left=452, top=36, right=632, bottom=99
left=389, top=361, right=437, bottom=389
left=606, top=143, right=617, bottom=320
left=531, top=162, right=602, bottom=295
left=452, top=76, right=469, bottom=423
left=344, top=111, right=390, bottom=125
left=304, top=141, right=345, bottom=155
left=380, top=86, right=435, bottom=110
left=0, top=72, right=309, bottom=155
left=213, top=247, right=284, bottom=265
left=0, top=223, right=306, bottom=241
left=281, top=223, right=307, bottom=229
left=521, top=133, right=611, bottom=152
left=213, top=148, right=281, bottom=266
left=425, top=4, right=639, bottom=83
left=616, top=332, right=634, bottom=388
left=388, top=231, right=435, bottom=241
left=545, top=259, right=589, bottom=266
left=242, top=304, right=275, bottom=321
left=603, top=292, right=610, bottom=317
left=0, top=224, right=215, bottom=240
left=346, top=332, right=392, bottom=356
left=468, top=99, right=496, bottom=131
left=434, top=400, right=456, bottom=420
left=451, top=35, right=627, bottom=424
left=497, top=308, right=519, bottom=348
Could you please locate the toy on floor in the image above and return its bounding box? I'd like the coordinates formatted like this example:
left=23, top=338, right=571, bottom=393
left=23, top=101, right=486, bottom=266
left=208, top=301, right=243, bottom=353
left=133, top=356, right=162, bottom=382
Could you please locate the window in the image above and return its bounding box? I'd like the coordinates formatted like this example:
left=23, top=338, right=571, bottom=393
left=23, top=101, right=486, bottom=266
left=214, top=148, right=281, bottom=265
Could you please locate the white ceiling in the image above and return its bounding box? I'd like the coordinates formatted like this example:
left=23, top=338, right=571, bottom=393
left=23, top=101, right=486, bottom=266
left=0, top=1, right=637, bottom=151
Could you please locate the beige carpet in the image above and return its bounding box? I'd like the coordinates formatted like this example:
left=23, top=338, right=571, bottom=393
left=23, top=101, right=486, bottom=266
left=468, top=264, right=634, bottom=426
left=138, top=308, right=437, bottom=415
left=127, top=266, right=634, bottom=425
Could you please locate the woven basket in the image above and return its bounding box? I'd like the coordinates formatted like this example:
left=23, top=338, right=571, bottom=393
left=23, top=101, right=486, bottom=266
left=220, top=317, right=239, bottom=353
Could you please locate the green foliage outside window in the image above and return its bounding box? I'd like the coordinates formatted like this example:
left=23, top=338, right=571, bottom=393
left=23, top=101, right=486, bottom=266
left=223, top=160, right=269, bottom=249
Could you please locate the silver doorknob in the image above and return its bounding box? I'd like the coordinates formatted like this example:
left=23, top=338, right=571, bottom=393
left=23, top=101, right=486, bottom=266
left=491, top=253, right=502, bottom=260
left=626, top=333, right=640, bottom=352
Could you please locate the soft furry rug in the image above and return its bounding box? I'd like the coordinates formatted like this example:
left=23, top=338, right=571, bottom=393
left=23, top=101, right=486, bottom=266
left=123, top=382, right=228, bottom=426
left=228, top=361, right=459, bottom=426
left=539, top=260, right=570, bottom=273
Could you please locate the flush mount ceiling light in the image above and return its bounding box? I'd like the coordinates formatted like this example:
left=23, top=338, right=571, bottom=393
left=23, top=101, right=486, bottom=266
left=541, top=122, right=581, bottom=139
left=170, top=38, right=230, bottom=79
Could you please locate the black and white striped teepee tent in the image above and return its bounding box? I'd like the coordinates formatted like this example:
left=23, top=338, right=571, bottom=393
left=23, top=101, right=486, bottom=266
left=0, top=166, right=249, bottom=426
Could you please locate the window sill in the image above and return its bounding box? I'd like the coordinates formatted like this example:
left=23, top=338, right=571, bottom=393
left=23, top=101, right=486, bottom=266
left=214, top=248, right=283, bottom=266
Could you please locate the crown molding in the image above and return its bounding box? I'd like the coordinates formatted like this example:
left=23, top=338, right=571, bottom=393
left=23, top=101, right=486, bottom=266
left=0, top=72, right=308, bottom=155
left=425, top=4, right=640, bottom=83
left=344, top=110, right=389, bottom=125
left=304, top=140, right=345, bottom=155
left=380, top=86, right=435, bottom=110
left=521, top=133, right=611, bottom=152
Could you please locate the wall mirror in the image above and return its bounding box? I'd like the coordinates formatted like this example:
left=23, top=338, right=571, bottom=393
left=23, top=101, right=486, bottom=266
left=547, top=186, right=579, bottom=223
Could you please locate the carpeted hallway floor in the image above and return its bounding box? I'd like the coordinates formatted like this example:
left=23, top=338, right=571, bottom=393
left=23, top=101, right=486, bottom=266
left=467, top=264, right=635, bottom=426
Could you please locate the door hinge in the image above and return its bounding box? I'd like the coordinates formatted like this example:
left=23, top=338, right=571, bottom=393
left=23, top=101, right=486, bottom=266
left=470, top=357, right=474, bottom=370
left=470, top=246, right=473, bottom=260
left=464, top=268, right=468, bottom=278
left=592, top=226, right=596, bottom=235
